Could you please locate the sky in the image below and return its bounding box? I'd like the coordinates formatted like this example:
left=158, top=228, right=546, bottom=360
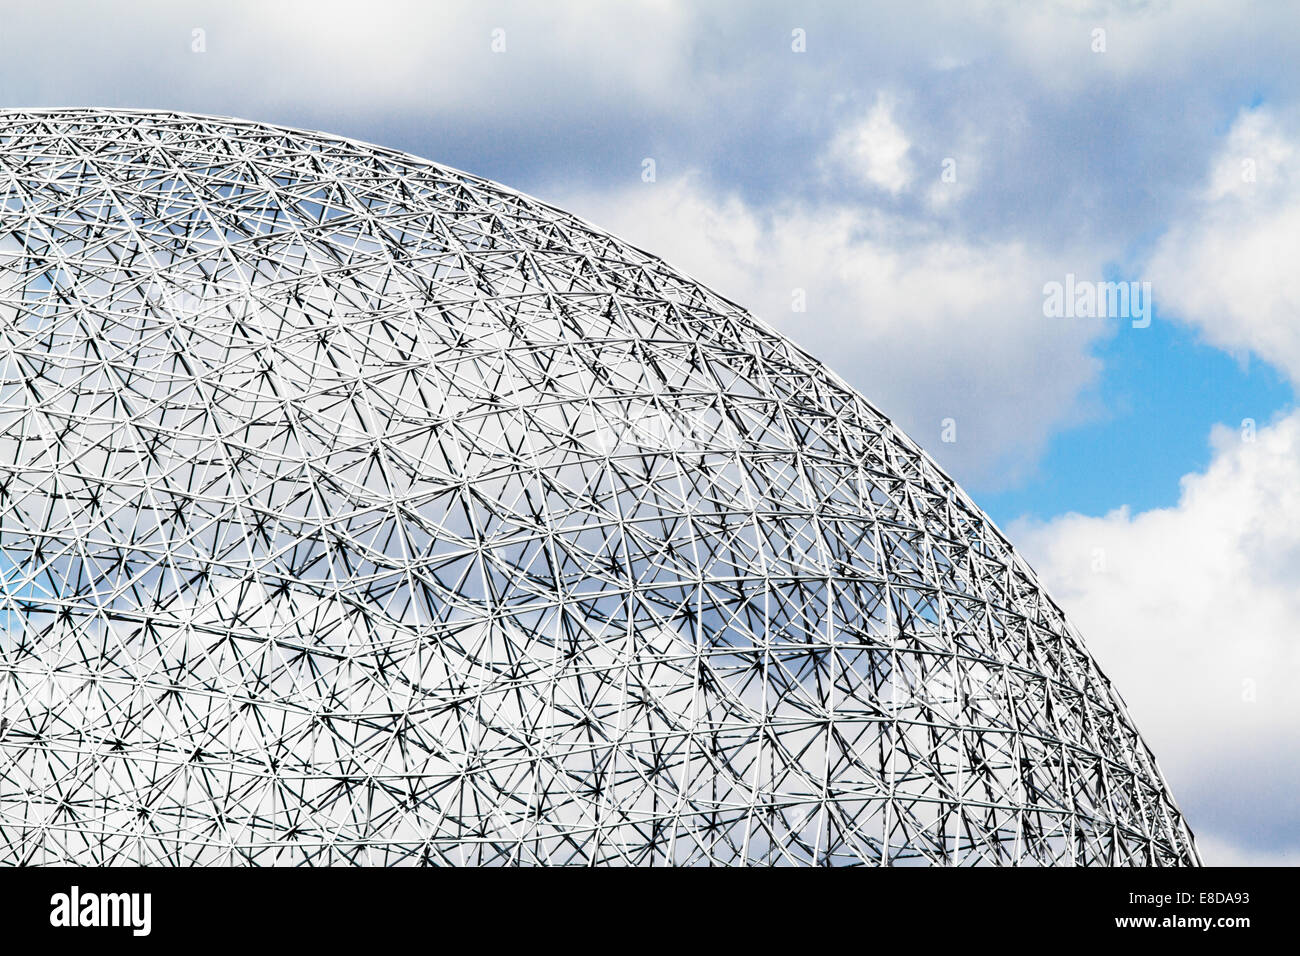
left=1, top=0, right=1297, bottom=865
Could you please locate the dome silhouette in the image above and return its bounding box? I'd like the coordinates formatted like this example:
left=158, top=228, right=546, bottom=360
left=0, top=109, right=1198, bottom=865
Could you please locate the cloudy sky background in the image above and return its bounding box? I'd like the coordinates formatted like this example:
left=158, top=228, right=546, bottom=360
left=2, top=0, right=1297, bottom=865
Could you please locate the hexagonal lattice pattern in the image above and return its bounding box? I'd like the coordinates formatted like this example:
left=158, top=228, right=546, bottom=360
left=0, top=108, right=1198, bottom=865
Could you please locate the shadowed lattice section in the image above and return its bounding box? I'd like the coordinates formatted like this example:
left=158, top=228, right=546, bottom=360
left=0, top=108, right=1198, bottom=865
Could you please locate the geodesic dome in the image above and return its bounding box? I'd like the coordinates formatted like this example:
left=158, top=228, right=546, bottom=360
left=0, top=108, right=1198, bottom=865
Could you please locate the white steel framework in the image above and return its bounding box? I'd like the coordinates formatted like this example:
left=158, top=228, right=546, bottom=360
left=0, top=109, right=1199, bottom=865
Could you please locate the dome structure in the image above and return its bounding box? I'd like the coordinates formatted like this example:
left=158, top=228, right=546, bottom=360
left=0, top=108, right=1198, bottom=866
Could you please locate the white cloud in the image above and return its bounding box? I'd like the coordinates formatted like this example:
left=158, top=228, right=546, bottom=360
left=824, top=93, right=914, bottom=195
left=998, top=0, right=1256, bottom=92
left=1148, top=108, right=1300, bottom=380
left=1195, top=834, right=1299, bottom=868
left=1011, top=411, right=1300, bottom=864
left=550, top=173, right=1108, bottom=489
left=0, top=1, right=703, bottom=122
